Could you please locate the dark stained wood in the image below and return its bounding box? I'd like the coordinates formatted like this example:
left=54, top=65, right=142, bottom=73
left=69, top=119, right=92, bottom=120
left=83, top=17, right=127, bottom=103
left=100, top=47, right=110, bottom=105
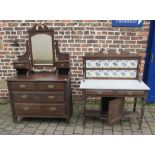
left=7, top=72, right=69, bottom=82
left=13, top=41, right=31, bottom=75
left=55, top=40, right=69, bottom=61
left=54, top=41, right=70, bottom=74
left=83, top=51, right=141, bottom=80
left=7, top=73, right=72, bottom=122
left=37, top=82, right=64, bottom=91
left=13, top=24, right=70, bottom=75
left=7, top=24, right=72, bottom=122
left=85, top=50, right=141, bottom=58
left=14, top=103, right=66, bottom=116
left=85, top=90, right=145, bottom=97
left=108, top=98, right=124, bottom=125
left=17, top=41, right=31, bottom=61
left=12, top=92, right=64, bottom=103
left=81, top=50, right=148, bottom=128
left=9, top=82, right=36, bottom=91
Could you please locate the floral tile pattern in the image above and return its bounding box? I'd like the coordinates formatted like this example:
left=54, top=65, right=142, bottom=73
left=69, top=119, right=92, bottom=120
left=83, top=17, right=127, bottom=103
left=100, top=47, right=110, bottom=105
left=86, top=60, right=138, bottom=68
left=86, top=70, right=137, bottom=78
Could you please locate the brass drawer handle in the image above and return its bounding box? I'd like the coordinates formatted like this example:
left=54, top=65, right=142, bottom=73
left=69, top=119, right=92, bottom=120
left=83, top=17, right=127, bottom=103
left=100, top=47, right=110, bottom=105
left=49, top=107, right=57, bottom=111
left=126, top=92, right=133, bottom=96
left=48, top=96, right=55, bottom=100
left=47, top=85, right=55, bottom=89
left=97, top=91, right=103, bottom=95
left=19, top=84, right=26, bottom=89
left=21, top=95, right=28, bottom=99
left=17, top=64, right=23, bottom=67
left=23, top=107, right=30, bottom=111
left=60, top=64, right=65, bottom=67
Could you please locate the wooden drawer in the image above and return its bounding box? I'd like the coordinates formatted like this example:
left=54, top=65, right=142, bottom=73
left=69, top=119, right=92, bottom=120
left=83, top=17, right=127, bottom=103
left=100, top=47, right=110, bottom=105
left=43, top=92, right=64, bottom=103
left=86, top=90, right=115, bottom=96
left=12, top=92, right=41, bottom=102
left=37, top=82, right=65, bottom=91
left=13, top=62, right=30, bottom=69
left=115, top=91, right=145, bottom=97
left=12, top=92, right=65, bottom=103
left=56, top=62, right=69, bottom=68
left=9, top=82, right=36, bottom=91
left=14, top=103, right=66, bottom=116
left=86, top=90, right=145, bottom=97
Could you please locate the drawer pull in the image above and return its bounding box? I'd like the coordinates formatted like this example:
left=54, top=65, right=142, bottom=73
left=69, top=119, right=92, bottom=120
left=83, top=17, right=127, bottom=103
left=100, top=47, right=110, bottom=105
left=48, top=96, right=55, bottom=100
left=19, top=84, right=26, bottom=89
left=21, top=95, right=28, bottom=99
left=60, top=64, right=65, bottom=67
left=47, top=85, right=55, bottom=89
left=126, top=92, right=133, bottom=96
left=97, top=91, right=103, bottom=95
left=17, top=64, right=23, bottom=67
left=49, top=107, right=57, bottom=111
left=23, top=107, right=30, bottom=111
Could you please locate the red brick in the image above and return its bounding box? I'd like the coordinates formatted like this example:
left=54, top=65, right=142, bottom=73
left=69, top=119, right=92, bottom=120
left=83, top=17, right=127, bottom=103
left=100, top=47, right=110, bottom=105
left=0, top=20, right=150, bottom=101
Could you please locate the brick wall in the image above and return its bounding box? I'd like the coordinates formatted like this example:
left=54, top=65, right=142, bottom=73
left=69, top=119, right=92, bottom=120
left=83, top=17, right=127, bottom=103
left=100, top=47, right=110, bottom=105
left=0, top=20, right=150, bottom=101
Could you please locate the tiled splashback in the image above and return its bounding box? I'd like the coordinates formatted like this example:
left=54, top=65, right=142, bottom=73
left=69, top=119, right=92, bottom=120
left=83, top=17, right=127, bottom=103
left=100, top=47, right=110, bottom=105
left=85, top=60, right=138, bottom=78
left=86, top=70, right=137, bottom=78
left=86, top=60, right=138, bottom=68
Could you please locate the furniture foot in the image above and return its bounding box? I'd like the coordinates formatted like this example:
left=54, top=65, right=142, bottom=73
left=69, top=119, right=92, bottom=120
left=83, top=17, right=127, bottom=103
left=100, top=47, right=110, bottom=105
left=66, top=118, right=70, bottom=123
left=82, top=90, right=86, bottom=127
left=133, top=98, right=137, bottom=112
left=83, top=116, right=86, bottom=127
left=13, top=116, right=17, bottom=123
left=138, top=99, right=145, bottom=130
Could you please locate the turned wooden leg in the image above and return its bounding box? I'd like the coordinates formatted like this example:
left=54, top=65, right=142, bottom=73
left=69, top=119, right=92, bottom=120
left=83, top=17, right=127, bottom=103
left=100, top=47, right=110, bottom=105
left=138, top=99, right=145, bottom=130
left=66, top=118, right=70, bottom=123
left=133, top=98, right=137, bottom=112
left=83, top=90, right=86, bottom=127
left=13, top=116, right=17, bottom=123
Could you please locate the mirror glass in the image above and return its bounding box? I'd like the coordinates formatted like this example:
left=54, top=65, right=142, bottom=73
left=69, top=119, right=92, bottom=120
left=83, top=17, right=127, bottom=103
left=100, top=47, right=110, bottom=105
left=31, top=34, right=53, bottom=65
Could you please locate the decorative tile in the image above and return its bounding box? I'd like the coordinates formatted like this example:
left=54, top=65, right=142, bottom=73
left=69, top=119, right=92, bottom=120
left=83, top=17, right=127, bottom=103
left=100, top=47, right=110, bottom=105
left=86, top=60, right=138, bottom=69
left=86, top=70, right=137, bottom=78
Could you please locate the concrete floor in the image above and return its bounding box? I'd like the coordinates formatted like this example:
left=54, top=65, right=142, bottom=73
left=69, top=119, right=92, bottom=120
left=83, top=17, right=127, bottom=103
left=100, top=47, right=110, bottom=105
left=0, top=102, right=155, bottom=135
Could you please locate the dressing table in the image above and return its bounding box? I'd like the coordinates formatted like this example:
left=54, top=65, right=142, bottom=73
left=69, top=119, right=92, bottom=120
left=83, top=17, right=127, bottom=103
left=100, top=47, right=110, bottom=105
left=7, top=24, right=72, bottom=122
left=80, top=51, right=150, bottom=129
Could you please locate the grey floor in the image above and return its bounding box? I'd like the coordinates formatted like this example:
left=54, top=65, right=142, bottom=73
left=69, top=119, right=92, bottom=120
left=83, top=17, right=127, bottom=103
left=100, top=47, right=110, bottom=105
left=0, top=102, right=155, bottom=135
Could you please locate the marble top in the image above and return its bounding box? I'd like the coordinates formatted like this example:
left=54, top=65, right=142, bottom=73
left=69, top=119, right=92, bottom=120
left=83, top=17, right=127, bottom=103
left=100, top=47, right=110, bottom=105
left=80, top=79, right=150, bottom=91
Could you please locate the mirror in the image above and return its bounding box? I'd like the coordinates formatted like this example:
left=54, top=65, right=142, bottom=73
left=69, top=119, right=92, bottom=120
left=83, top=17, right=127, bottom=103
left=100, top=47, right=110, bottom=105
left=31, top=34, right=53, bottom=65
left=14, top=24, right=70, bottom=75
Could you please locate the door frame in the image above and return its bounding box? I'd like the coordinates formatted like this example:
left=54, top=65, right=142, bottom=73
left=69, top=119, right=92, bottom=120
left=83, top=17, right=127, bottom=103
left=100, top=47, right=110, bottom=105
left=143, top=20, right=155, bottom=103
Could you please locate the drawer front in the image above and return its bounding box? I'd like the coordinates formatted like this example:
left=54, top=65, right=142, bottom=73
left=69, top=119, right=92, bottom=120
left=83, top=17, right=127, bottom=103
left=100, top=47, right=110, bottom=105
left=13, top=62, right=30, bottom=69
left=10, top=82, right=36, bottom=91
left=86, top=90, right=145, bottom=97
left=12, top=93, right=41, bottom=102
left=43, top=93, right=64, bottom=103
left=37, top=82, right=65, bottom=91
left=86, top=90, right=115, bottom=96
left=12, top=92, right=65, bottom=103
left=115, top=91, right=145, bottom=96
left=14, top=103, right=66, bottom=116
left=56, top=62, right=69, bottom=68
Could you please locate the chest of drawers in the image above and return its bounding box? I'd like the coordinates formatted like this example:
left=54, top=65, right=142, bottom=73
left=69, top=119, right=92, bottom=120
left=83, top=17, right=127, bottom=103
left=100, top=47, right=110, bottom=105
left=7, top=73, right=72, bottom=122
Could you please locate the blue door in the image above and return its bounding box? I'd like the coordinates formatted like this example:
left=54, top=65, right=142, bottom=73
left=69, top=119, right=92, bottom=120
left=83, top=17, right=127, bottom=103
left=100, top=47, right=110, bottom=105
left=143, top=21, right=155, bottom=103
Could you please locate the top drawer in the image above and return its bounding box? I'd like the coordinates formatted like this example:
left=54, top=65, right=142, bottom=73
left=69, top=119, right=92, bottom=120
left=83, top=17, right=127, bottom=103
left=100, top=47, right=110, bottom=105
left=9, top=81, right=65, bottom=91
left=9, top=82, right=36, bottom=91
